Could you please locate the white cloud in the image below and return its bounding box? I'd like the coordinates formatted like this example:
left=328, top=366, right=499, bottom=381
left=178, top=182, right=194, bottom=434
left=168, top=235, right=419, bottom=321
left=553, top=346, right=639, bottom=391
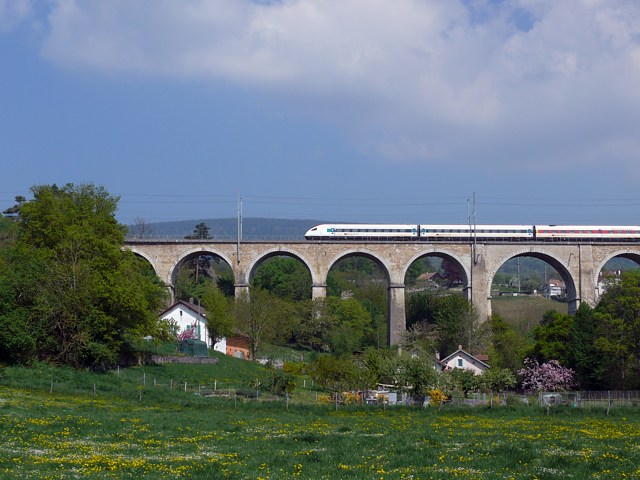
left=0, top=0, right=33, bottom=32
left=34, top=0, right=640, bottom=171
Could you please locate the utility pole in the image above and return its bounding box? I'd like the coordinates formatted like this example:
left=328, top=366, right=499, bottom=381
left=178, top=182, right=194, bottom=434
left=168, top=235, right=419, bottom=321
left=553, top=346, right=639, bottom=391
left=468, top=193, right=479, bottom=305
left=471, top=192, right=478, bottom=265
left=237, top=194, right=243, bottom=264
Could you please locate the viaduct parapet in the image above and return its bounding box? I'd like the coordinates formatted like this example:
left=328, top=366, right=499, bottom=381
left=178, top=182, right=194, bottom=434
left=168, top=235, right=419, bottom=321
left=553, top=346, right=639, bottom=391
left=126, top=240, right=640, bottom=346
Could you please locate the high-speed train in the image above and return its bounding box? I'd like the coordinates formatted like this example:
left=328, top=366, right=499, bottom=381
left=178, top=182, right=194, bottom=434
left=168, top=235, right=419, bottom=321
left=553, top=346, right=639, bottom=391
left=304, top=224, right=640, bottom=242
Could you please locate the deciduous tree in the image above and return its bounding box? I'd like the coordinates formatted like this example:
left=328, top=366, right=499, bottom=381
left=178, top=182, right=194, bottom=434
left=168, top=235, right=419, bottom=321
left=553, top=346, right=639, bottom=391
left=0, top=183, right=167, bottom=367
left=518, top=358, right=575, bottom=393
left=593, top=271, right=640, bottom=388
left=568, top=303, right=605, bottom=389
left=251, top=256, right=312, bottom=301
left=234, top=288, right=289, bottom=360
left=201, top=282, right=234, bottom=344
left=527, top=310, right=574, bottom=365
left=488, top=314, right=527, bottom=372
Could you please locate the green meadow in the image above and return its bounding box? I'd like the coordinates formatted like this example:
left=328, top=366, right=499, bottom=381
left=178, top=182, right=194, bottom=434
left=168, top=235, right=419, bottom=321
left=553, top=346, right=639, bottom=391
left=1, top=359, right=639, bottom=479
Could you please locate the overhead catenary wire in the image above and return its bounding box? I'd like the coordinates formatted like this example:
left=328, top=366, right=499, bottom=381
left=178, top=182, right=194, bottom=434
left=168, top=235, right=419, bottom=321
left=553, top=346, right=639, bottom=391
left=6, top=189, right=640, bottom=225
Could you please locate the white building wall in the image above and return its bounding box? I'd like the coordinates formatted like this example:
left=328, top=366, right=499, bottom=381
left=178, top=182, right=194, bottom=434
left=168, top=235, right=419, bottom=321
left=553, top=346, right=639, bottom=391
left=444, top=355, right=487, bottom=375
left=212, top=337, right=226, bottom=354
left=161, top=306, right=210, bottom=346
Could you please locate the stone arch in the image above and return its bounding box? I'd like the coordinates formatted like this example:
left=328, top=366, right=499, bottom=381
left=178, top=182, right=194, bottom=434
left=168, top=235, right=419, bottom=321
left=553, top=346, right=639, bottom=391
left=487, top=247, right=578, bottom=312
left=326, top=248, right=392, bottom=284
left=170, top=247, right=236, bottom=288
left=592, top=249, right=640, bottom=303
left=403, top=249, right=471, bottom=295
left=326, top=247, right=397, bottom=345
left=593, top=249, right=640, bottom=287
left=245, top=248, right=317, bottom=286
left=126, top=247, right=159, bottom=278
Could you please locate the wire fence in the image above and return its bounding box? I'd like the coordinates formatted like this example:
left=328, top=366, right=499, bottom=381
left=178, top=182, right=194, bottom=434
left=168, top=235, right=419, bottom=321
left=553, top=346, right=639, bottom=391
left=18, top=363, right=640, bottom=411
left=447, top=390, right=640, bottom=409
left=573, top=390, right=640, bottom=408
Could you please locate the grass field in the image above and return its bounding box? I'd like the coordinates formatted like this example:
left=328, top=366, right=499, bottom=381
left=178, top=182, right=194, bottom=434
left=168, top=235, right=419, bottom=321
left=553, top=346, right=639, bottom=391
left=2, top=360, right=640, bottom=479
left=491, top=296, right=567, bottom=334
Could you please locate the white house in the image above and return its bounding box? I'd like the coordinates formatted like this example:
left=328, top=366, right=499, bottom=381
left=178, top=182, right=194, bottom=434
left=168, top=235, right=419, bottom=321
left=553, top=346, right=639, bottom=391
left=543, top=279, right=565, bottom=298
left=597, top=270, right=621, bottom=296
left=159, top=300, right=210, bottom=346
left=441, top=346, right=490, bottom=375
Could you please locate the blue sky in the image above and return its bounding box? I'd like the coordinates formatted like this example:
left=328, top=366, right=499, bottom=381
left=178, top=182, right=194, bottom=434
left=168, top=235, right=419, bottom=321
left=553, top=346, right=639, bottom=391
left=1, top=0, right=640, bottom=226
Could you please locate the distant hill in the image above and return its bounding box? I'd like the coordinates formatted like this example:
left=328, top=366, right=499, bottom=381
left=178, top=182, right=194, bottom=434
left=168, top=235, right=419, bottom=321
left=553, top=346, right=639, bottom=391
left=127, top=218, right=330, bottom=240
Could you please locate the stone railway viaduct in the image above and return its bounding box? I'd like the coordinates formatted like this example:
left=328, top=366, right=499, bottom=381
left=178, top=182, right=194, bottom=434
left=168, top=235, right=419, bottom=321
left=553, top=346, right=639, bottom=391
left=125, top=239, right=640, bottom=346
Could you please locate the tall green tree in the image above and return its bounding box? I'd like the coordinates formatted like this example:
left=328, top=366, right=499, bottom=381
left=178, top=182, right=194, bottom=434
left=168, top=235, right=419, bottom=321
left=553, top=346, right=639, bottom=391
left=174, top=254, right=233, bottom=302
left=200, top=282, right=234, bottom=344
left=185, top=222, right=212, bottom=239
left=593, top=271, right=640, bottom=388
left=234, top=288, right=292, bottom=360
left=406, top=292, right=438, bottom=330
left=488, top=314, right=527, bottom=372
left=324, top=296, right=373, bottom=355
left=251, top=256, right=312, bottom=301
left=526, top=310, right=574, bottom=365
left=406, top=292, right=485, bottom=358
left=0, top=184, right=167, bottom=367
left=0, top=216, right=18, bottom=245
left=567, top=303, right=605, bottom=389
left=393, top=351, right=438, bottom=400
left=433, top=294, right=481, bottom=356
left=290, top=298, right=332, bottom=351
left=0, top=245, right=47, bottom=364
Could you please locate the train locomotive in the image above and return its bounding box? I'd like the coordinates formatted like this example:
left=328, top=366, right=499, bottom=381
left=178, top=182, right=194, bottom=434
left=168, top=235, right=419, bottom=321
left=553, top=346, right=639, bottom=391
left=304, top=224, right=640, bottom=242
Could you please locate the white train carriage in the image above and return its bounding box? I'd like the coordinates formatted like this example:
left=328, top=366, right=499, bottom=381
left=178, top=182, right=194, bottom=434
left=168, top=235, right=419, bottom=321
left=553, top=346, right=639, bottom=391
left=304, top=223, right=640, bottom=242
left=419, top=225, right=534, bottom=240
left=535, top=225, right=640, bottom=241
left=304, top=224, right=418, bottom=240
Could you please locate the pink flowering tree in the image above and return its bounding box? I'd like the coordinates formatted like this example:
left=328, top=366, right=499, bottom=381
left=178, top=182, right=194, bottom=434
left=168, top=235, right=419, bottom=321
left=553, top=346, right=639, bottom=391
left=177, top=323, right=198, bottom=341
left=518, top=358, right=576, bottom=393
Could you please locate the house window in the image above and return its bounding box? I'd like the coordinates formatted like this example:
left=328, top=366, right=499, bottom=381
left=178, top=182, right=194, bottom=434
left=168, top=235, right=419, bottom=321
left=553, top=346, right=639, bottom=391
left=457, top=359, right=463, bottom=367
